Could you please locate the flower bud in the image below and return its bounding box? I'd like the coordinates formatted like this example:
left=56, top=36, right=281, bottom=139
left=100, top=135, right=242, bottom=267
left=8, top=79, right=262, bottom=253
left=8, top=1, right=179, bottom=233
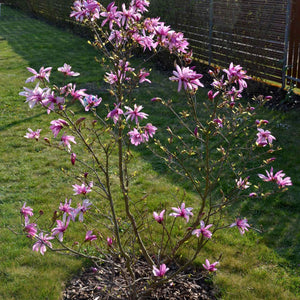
left=71, top=153, right=76, bottom=165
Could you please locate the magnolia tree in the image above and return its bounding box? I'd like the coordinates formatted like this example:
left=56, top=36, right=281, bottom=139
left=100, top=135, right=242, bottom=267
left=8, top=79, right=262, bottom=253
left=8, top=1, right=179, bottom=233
left=17, top=0, right=292, bottom=298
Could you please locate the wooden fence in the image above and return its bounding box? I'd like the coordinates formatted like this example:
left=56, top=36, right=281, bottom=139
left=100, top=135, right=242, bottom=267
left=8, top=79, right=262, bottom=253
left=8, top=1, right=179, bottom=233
left=2, top=0, right=299, bottom=88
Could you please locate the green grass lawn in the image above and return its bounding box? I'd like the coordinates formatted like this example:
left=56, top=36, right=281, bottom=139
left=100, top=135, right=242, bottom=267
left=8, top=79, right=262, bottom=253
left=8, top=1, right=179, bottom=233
left=0, top=5, right=299, bottom=299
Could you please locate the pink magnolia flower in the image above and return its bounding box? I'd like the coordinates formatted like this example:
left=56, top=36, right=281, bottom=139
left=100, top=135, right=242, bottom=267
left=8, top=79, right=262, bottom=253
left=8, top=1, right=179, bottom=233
left=80, top=94, right=102, bottom=111
left=230, top=218, right=250, bottom=235
left=107, top=105, right=124, bottom=124
left=124, top=104, right=148, bottom=124
left=131, top=0, right=150, bottom=13
left=24, top=128, right=41, bottom=141
left=58, top=63, right=80, bottom=76
left=51, top=217, right=70, bottom=242
left=73, top=182, right=93, bottom=195
left=107, top=237, right=113, bottom=247
left=70, top=0, right=100, bottom=22
left=169, top=65, right=203, bottom=92
left=73, top=199, right=92, bottom=222
left=128, top=128, right=146, bottom=146
left=143, top=123, right=157, bottom=141
left=236, top=177, right=251, bottom=190
left=32, top=232, right=54, bottom=255
left=203, top=259, right=218, bottom=272
left=60, top=134, right=76, bottom=151
left=120, top=3, right=141, bottom=27
left=208, top=90, right=219, bottom=100
left=153, top=210, right=165, bottom=224
left=85, top=230, right=97, bottom=242
left=152, top=264, right=169, bottom=277
left=192, top=221, right=213, bottom=239
left=42, top=91, right=65, bottom=114
left=213, top=118, right=223, bottom=128
left=59, top=198, right=74, bottom=218
left=20, top=202, right=34, bottom=222
left=256, top=128, right=276, bottom=147
left=50, top=119, right=69, bottom=138
left=169, top=202, right=193, bottom=223
left=100, top=2, right=122, bottom=30
left=19, top=83, right=50, bottom=109
left=167, top=31, right=189, bottom=54
left=24, top=222, right=37, bottom=238
left=138, top=68, right=151, bottom=83
left=25, top=66, right=52, bottom=83
left=258, top=167, right=292, bottom=188
left=223, top=62, right=251, bottom=90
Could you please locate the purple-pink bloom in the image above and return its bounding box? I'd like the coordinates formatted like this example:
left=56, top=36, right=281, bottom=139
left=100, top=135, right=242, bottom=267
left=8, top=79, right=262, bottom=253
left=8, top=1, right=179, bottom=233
left=107, top=104, right=124, bottom=124
left=144, top=123, right=157, bottom=140
left=230, top=218, right=250, bottom=235
left=152, top=264, right=169, bottom=277
left=100, top=2, right=122, bottom=30
left=50, top=119, right=69, bottom=138
left=58, top=63, right=80, bottom=77
left=208, top=90, right=219, bottom=100
left=223, top=62, right=251, bottom=90
left=169, top=202, right=193, bottom=223
left=130, top=0, right=150, bottom=13
left=85, top=230, right=97, bottom=242
left=73, top=182, right=93, bottom=195
left=169, top=65, right=203, bottom=92
left=124, top=104, right=148, bottom=124
left=24, top=128, right=41, bottom=141
left=24, top=223, right=37, bottom=238
left=42, top=91, right=65, bottom=114
left=258, top=167, right=292, bottom=188
left=138, top=68, right=151, bottom=83
left=59, top=198, right=74, bottom=219
left=60, top=134, right=76, bottom=151
left=51, top=217, right=70, bottom=242
left=25, top=66, right=52, bottom=83
left=20, top=202, right=34, bottom=223
left=153, top=210, right=165, bottom=224
left=107, top=237, right=113, bottom=247
left=213, top=118, right=223, bottom=128
left=256, top=128, right=276, bottom=147
left=128, top=128, right=146, bottom=146
left=236, top=177, right=251, bottom=190
left=70, top=0, right=100, bottom=22
left=80, top=94, right=102, bottom=111
left=203, top=259, right=218, bottom=272
left=32, top=232, right=54, bottom=255
left=73, top=199, right=92, bottom=222
left=192, top=221, right=213, bottom=239
left=19, top=83, right=50, bottom=109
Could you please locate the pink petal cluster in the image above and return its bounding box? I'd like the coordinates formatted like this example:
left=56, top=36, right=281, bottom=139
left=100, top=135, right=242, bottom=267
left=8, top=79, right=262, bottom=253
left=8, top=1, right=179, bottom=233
left=152, top=264, right=169, bottom=277
left=169, top=65, right=203, bottom=92
left=258, top=167, right=292, bottom=188
left=50, top=119, right=69, bottom=138
left=203, top=259, right=218, bottom=272
left=85, top=230, right=97, bottom=242
left=107, top=105, right=124, bottom=124
left=72, top=182, right=93, bottom=195
left=236, top=177, right=251, bottom=190
left=19, top=83, right=50, bottom=109
left=230, top=218, right=250, bottom=235
left=192, top=221, right=213, bottom=239
left=128, top=123, right=157, bottom=146
left=60, top=134, right=76, bottom=150
left=24, top=223, right=37, bottom=238
left=58, top=63, right=80, bottom=77
left=153, top=210, right=165, bottom=224
left=24, top=128, right=41, bottom=141
left=223, top=62, right=251, bottom=90
left=25, top=66, right=52, bottom=83
left=169, top=203, right=193, bottom=223
left=70, top=0, right=101, bottom=22
left=51, top=217, right=70, bottom=242
left=32, top=232, right=54, bottom=255
left=42, top=91, right=65, bottom=114
left=80, top=94, right=102, bottom=111
left=124, top=104, right=148, bottom=124
left=256, top=128, right=276, bottom=147
left=20, top=202, right=34, bottom=223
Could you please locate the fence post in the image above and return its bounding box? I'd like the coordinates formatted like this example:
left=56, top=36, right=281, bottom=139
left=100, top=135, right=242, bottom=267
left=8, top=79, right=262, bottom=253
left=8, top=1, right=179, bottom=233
left=208, top=0, right=213, bottom=66
left=282, top=0, right=292, bottom=89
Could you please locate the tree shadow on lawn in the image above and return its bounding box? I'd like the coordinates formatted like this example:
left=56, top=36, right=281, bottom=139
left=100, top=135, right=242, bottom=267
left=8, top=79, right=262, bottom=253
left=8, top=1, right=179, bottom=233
left=1, top=5, right=299, bottom=269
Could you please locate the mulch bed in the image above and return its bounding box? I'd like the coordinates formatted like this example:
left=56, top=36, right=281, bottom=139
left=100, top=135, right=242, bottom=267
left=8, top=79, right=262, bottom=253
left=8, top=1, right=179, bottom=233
left=63, top=259, right=219, bottom=300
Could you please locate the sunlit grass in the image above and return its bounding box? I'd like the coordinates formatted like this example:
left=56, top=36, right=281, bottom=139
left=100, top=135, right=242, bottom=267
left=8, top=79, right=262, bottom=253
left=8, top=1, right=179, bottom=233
left=0, top=5, right=299, bottom=299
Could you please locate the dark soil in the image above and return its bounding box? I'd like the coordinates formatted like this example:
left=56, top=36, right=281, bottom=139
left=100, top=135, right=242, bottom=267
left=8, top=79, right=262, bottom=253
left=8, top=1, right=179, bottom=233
left=63, top=259, right=219, bottom=300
